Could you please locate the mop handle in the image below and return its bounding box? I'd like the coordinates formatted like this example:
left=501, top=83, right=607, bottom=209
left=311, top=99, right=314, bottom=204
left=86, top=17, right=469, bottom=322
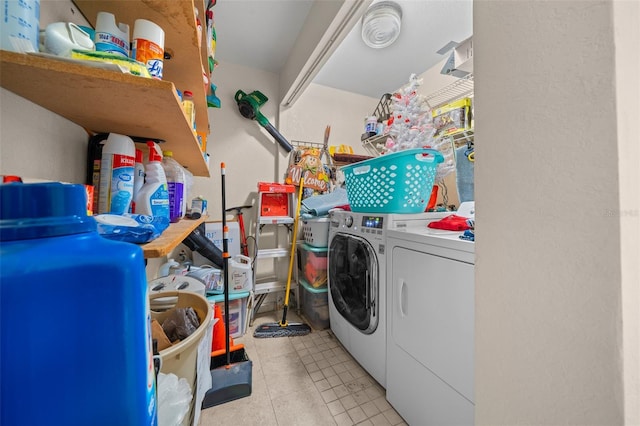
left=221, top=162, right=231, bottom=366
left=283, top=178, right=304, bottom=310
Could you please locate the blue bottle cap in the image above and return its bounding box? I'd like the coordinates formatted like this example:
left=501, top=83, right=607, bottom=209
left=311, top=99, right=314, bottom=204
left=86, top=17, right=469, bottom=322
left=0, top=182, right=96, bottom=241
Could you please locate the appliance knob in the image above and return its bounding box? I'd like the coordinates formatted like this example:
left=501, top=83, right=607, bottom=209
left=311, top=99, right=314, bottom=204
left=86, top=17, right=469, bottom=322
left=345, top=216, right=353, bottom=228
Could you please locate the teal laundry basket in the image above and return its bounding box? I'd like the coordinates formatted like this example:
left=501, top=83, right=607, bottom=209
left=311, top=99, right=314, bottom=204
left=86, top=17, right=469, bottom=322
left=341, top=148, right=443, bottom=213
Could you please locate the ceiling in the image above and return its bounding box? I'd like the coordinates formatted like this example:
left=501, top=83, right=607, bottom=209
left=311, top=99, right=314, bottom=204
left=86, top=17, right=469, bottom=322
left=213, top=0, right=473, bottom=100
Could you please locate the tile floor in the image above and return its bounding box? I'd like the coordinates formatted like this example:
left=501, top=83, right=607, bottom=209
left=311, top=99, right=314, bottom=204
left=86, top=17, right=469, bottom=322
left=199, top=310, right=407, bottom=426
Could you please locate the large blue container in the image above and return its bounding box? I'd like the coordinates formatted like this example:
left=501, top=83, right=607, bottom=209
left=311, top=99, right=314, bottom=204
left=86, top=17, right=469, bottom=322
left=0, top=183, right=157, bottom=425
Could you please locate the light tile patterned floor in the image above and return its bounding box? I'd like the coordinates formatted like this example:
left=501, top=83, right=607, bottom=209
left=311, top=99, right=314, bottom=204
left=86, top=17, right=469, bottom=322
left=199, top=311, right=407, bottom=426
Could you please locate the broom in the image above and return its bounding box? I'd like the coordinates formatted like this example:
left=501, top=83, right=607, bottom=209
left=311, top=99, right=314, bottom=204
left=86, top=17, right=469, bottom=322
left=253, top=178, right=311, bottom=338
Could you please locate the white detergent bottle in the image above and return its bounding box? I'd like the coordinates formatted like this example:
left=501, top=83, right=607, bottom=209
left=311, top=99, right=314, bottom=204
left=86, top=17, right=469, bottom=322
left=98, top=133, right=135, bottom=214
left=135, top=141, right=170, bottom=219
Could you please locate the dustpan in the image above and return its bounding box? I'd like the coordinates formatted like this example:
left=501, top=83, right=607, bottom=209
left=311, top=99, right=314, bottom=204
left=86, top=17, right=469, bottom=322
left=202, top=163, right=252, bottom=409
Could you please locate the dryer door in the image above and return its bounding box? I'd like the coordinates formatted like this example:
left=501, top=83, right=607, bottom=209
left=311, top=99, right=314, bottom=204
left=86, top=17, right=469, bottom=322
left=328, top=233, right=378, bottom=334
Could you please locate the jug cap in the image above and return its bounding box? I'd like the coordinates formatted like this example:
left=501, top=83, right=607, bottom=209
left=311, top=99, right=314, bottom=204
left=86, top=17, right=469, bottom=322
left=0, top=182, right=96, bottom=241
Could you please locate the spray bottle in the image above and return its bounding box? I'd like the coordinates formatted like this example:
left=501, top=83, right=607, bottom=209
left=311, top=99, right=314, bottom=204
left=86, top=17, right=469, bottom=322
left=134, top=141, right=169, bottom=218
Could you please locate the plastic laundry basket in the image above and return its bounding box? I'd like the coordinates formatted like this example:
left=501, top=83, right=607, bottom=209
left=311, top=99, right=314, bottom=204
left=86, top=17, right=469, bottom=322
left=151, top=291, right=213, bottom=426
left=341, top=148, right=443, bottom=213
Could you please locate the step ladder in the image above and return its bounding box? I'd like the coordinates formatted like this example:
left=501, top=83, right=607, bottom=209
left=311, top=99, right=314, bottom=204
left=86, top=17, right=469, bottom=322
left=250, top=182, right=300, bottom=325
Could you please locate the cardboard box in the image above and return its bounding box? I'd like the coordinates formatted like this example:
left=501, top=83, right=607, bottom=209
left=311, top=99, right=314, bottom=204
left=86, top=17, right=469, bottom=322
left=454, top=36, right=473, bottom=72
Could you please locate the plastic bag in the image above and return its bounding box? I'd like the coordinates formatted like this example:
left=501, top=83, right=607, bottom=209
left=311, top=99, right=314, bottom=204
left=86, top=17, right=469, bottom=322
left=161, top=307, right=200, bottom=343
left=94, top=213, right=170, bottom=243
left=157, top=372, right=192, bottom=426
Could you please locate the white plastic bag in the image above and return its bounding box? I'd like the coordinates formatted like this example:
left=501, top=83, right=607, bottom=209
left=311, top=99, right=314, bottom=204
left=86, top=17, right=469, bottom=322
left=157, top=372, right=192, bottom=426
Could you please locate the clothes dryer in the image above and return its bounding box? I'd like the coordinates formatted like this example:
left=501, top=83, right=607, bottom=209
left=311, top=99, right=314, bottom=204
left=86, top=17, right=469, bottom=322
left=385, top=202, right=475, bottom=425
left=327, top=210, right=445, bottom=387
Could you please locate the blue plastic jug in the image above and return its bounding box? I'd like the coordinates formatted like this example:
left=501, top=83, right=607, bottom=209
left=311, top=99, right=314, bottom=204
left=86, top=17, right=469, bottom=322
left=0, top=183, right=157, bottom=425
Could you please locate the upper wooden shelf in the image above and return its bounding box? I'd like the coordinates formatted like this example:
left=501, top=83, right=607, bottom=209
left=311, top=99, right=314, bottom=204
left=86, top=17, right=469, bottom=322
left=0, top=51, right=209, bottom=176
left=74, top=0, right=210, bottom=133
left=142, top=215, right=206, bottom=258
left=0, top=0, right=211, bottom=177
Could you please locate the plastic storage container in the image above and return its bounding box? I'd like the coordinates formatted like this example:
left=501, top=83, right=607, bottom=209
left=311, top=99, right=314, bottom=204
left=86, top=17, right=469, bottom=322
left=341, top=148, right=444, bottom=213
left=206, top=291, right=250, bottom=339
left=301, top=217, right=330, bottom=248
left=0, top=182, right=156, bottom=425
left=299, top=278, right=329, bottom=330
left=297, top=242, right=328, bottom=288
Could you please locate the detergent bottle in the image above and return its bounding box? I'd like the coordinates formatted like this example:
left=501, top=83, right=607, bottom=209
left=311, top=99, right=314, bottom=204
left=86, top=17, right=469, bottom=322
left=98, top=133, right=135, bottom=214
left=162, top=150, right=185, bottom=223
left=0, top=182, right=157, bottom=425
left=134, top=141, right=169, bottom=218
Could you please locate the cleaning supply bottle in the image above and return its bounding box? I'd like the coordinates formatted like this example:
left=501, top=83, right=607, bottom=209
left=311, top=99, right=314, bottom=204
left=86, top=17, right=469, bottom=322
left=132, top=148, right=145, bottom=213
left=98, top=133, right=135, bottom=215
left=134, top=141, right=169, bottom=218
left=162, top=150, right=185, bottom=223
left=94, top=11, right=130, bottom=58
left=182, top=90, right=196, bottom=132
left=0, top=182, right=157, bottom=425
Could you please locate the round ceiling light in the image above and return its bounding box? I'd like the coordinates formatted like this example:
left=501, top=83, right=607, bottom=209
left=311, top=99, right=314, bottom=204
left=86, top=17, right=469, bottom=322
left=361, top=1, right=403, bottom=49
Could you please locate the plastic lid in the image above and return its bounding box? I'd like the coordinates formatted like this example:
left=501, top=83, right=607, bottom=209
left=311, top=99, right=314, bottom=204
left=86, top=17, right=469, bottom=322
left=183, top=91, right=193, bottom=98
left=135, top=149, right=144, bottom=163
left=299, top=277, right=328, bottom=294
left=163, top=150, right=173, bottom=157
left=0, top=183, right=96, bottom=241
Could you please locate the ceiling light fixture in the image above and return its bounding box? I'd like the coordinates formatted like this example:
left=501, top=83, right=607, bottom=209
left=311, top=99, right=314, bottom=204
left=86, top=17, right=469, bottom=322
left=361, top=1, right=403, bottom=49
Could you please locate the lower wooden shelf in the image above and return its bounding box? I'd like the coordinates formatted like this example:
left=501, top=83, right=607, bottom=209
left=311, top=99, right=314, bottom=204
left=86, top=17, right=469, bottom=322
left=142, top=215, right=206, bottom=259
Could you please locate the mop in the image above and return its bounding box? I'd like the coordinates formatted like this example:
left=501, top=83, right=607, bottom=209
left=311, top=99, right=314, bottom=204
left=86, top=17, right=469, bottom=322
left=201, top=163, right=253, bottom=408
left=253, top=178, right=311, bottom=338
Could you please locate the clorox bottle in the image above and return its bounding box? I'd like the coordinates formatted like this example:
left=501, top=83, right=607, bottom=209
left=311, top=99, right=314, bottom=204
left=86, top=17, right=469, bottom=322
left=135, top=141, right=170, bottom=218
left=98, top=133, right=135, bottom=215
left=0, top=182, right=157, bottom=425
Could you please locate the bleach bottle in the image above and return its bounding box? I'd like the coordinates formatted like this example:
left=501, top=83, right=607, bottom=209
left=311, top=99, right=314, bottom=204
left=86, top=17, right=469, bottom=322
left=98, top=133, right=135, bottom=215
left=135, top=141, right=170, bottom=218
left=0, top=182, right=157, bottom=425
left=162, top=150, right=185, bottom=223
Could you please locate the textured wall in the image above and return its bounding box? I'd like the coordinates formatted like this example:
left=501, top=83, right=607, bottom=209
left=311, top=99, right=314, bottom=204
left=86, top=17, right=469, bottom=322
left=474, top=1, right=632, bottom=424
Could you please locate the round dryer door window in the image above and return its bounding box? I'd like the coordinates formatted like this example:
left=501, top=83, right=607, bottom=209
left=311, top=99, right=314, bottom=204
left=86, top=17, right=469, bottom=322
left=328, top=233, right=379, bottom=334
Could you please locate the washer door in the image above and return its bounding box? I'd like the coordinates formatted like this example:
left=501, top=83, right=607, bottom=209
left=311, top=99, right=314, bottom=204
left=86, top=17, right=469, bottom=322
left=328, top=233, right=379, bottom=334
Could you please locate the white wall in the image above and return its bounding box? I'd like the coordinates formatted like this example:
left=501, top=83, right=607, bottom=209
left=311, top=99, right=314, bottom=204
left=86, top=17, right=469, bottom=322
left=474, top=1, right=638, bottom=425
left=614, top=1, right=640, bottom=423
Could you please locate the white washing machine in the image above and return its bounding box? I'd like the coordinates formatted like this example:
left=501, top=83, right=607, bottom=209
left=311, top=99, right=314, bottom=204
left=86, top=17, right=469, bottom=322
left=385, top=202, right=475, bottom=425
left=327, top=210, right=446, bottom=387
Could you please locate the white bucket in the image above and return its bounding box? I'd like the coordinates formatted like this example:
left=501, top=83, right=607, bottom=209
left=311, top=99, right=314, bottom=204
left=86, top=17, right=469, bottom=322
left=94, top=11, right=129, bottom=57
left=229, top=255, right=252, bottom=293
left=1, top=0, right=40, bottom=53
left=132, top=18, right=164, bottom=79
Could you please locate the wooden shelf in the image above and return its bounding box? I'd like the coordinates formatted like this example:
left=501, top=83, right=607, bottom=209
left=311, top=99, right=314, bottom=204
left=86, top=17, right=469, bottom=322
left=142, top=215, right=206, bottom=258
left=74, top=0, right=210, bottom=133
left=0, top=51, right=208, bottom=176
left=0, top=0, right=211, bottom=177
